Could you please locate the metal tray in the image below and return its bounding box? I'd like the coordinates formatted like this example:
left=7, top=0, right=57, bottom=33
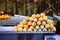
left=0, top=15, right=25, bottom=26
left=0, top=26, right=55, bottom=34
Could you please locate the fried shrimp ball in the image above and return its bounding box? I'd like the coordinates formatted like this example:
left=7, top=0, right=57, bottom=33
left=37, top=21, right=41, bottom=25
left=24, top=16, right=29, bottom=21
left=40, top=25, right=44, bottom=29
left=35, top=25, right=40, bottom=29
left=40, top=13, right=45, bottom=17
left=35, top=14, right=40, bottom=18
left=45, top=24, right=50, bottom=28
left=14, top=26, right=18, bottom=32
left=28, top=28, right=32, bottom=32
left=32, top=14, right=36, bottom=18
left=18, top=24, right=24, bottom=28
left=32, top=22, right=36, bottom=26
left=29, top=26, right=34, bottom=29
left=24, top=25, right=28, bottom=29
left=38, top=17, right=43, bottom=21
left=34, top=28, right=37, bottom=31
left=33, top=18, right=37, bottom=22
left=42, top=21, right=46, bottom=25
left=43, top=28, right=47, bottom=32
left=29, top=17, right=33, bottom=21
left=22, top=20, right=27, bottom=25
left=28, top=21, right=32, bottom=26
left=43, top=16, right=48, bottom=20
left=47, top=19, right=53, bottom=24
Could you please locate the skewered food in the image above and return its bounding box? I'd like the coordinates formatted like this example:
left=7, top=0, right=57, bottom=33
left=14, top=13, right=56, bottom=32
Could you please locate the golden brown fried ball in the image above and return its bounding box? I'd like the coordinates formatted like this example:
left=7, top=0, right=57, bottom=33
left=40, top=13, right=45, bottom=17
left=22, top=20, right=27, bottom=25
left=14, top=26, right=18, bottom=32
left=24, top=16, right=29, bottom=21
left=18, top=24, right=24, bottom=28
left=32, top=22, right=36, bottom=26
left=33, top=18, right=37, bottom=22
left=43, top=16, right=48, bottom=20
left=45, top=24, right=50, bottom=28
left=42, top=21, right=46, bottom=25
left=28, top=21, right=32, bottom=26
left=24, top=25, right=28, bottom=29
left=38, top=17, right=43, bottom=21
left=34, top=28, right=37, bottom=31
left=47, top=19, right=53, bottom=25
left=29, top=17, right=33, bottom=22
left=29, top=26, right=34, bottom=29
left=43, top=28, right=47, bottom=32
left=35, top=14, right=40, bottom=18
left=32, top=14, right=36, bottom=18
left=37, top=21, right=41, bottom=25
left=40, top=25, right=44, bottom=29
left=35, top=25, right=40, bottom=29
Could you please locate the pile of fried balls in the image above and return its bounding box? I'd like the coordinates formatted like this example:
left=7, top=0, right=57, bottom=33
left=14, top=13, right=56, bottom=32
left=0, top=14, right=10, bottom=20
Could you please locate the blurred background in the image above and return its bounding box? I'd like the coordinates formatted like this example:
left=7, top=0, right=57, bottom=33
left=0, top=0, right=60, bottom=16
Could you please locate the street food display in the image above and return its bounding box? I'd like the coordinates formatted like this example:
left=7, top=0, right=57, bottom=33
left=0, top=14, right=10, bottom=20
left=14, top=13, right=56, bottom=32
